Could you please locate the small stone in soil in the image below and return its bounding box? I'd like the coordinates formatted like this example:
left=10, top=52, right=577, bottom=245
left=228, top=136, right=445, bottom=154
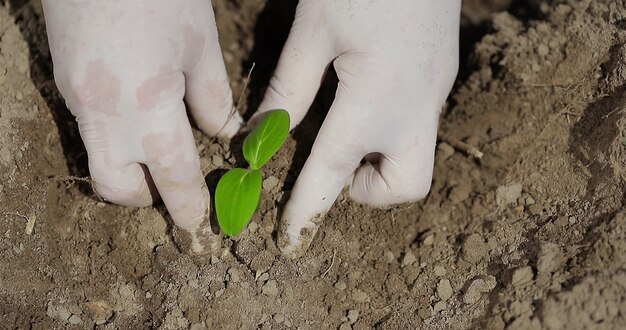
left=348, top=271, right=362, bottom=282
left=434, top=265, right=446, bottom=277
left=335, top=280, right=347, bottom=291
left=351, top=289, right=370, bottom=303
left=433, top=301, right=447, bottom=313
left=401, top=249, right=417, bottom=268
left=211, top=154, right=224, bottom=167
left=257, top=272, right=269, bottom=283
left=437, top=279, right=454, bottom=301
left=462, top=234, right=488, bottom=264
left=68, top=315, right=82, bottom=325
left=262, top=280, right=279, bottom=296
left=190, top=323, right=205, bottom=330
left=423, top=234, right=435, bottom=246
left=537, top=242, right=565, bottom=274
left=437, top=142, right=455, bottom=161
left=418, top=307, right=432, bottom=320
left=496, top=182, right=523, bottom=206
left=263, top=176, right=280, bottom=191
left=384, top=250, right=395, bottom=263
left=339, top=322, right=352, bottom=330
left=449, top=183, right=472, bottom=204
left=511, top=266, right=534, bottom=287
left=463, top=276, right=497, bottom=304
left=347, top=310, right=359, bottom=324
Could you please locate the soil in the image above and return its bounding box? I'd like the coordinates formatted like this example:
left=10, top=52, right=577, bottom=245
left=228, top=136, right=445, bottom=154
left=1, top=0, right=626, bottom=329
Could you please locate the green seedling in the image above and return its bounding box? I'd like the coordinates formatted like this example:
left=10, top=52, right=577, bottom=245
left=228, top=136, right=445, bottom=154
left=215, top=109, right=290, bottom=236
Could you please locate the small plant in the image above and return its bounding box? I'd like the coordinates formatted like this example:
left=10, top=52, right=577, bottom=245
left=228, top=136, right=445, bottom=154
left=215, top=109, right=290, bottom=236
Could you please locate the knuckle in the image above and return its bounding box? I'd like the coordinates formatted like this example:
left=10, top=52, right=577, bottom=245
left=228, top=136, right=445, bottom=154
left=56, top=60, right=122, bottom=116
left=92, top=176, right=151, bottom=207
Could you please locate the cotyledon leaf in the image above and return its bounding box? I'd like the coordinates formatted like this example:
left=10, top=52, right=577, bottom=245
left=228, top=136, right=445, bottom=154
left=215, top=168, right=262, bottom=236
left=243, top=109, right=290, bottom=170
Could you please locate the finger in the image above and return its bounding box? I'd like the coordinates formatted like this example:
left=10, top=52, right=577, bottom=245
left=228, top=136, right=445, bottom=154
left=254, top=4, right=334, bottom=129
left=78, top=120, right=157, bottom=207
left=350, top=114, right=439, bottom=207
left=142, top=104, right=219, bottom=253
left=277, top=89, right=365, bottom=259
left=184, top=27, right=241, bottom=138
left=143, top=107, right=208, bottom=230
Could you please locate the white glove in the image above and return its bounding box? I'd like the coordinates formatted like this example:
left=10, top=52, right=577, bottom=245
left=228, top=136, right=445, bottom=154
left=255, top=0, right=461, bottom=258
left=42, top=0, right=241, bottom=253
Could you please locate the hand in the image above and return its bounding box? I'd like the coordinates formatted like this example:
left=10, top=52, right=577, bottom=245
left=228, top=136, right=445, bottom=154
left=254, top=0, right=461, bottom=258
left=42, top=0, right=241, bottom=253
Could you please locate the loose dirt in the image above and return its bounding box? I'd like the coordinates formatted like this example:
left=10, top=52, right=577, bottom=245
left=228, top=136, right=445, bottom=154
left=1, top=0, right=625, bottom=329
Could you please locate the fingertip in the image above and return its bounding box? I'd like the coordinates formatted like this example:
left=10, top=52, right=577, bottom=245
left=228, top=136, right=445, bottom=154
left=277, top=211, right=324, bottom=259
left=90, top=162, right=156, bottom=208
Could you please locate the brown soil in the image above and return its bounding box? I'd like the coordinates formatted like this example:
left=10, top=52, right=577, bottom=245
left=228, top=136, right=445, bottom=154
left=2, top=0, right=626, bottom=329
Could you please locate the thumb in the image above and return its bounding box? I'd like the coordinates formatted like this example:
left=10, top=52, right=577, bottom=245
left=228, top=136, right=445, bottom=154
left=254, top=4, right=334, bottom=129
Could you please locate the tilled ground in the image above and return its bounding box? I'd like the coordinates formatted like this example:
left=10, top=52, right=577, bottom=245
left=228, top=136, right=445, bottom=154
left=1, top=0, right=625, bottom=329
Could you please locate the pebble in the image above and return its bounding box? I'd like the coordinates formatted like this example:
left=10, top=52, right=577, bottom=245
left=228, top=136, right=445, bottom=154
left=437, top=142, right=455, bottom=161
left=384, top=250, right=395, bottom=263
left=417, top=308, right=432, bottom=320
left=347, top=310, right=359, bottom=324
left=248, top=221, right=258, bottom=233
left=263, top=176, right=280, bottom=191
left=335, top=280, right=347, bottom=291
left=351, top=289, right=370, bottom=303
left=190, top=323, right=206, bottom=330
left=227, top=267, right=244, bottom=283
left=210, top=256, right=221, bottom=264
left=401, top=249, right=417, bottom=268
left=537, top=243, right=565, bottom=274
left=525, top=196, right=536, bottom=205
left=211, top=154, right=224, bottom=168
left=538, top=44, right=550, bottom=57
left=463, top=276, right=497, bottom=304
left=339, top=322, right=352, bottom=330
left=434, top=265, right=446, bottom=277
left=261, top=280, right=279, bottom=296
left=437, top=279, right=453, bottom=301
left=496, top=182, right=523, bottom=206
left=511, top=266, right=534, bottom=287
left=68, top=315, right=82, bottom=325
left=423, top=234, right=435, bottom=246
left=462, top=234, right=488, bottom=264
left=433, top=301, right=447, bottom=313
left=257, top=272, right=270, bottom=282
left=449, top=184, right=472, bottom=204
left=348, top=271, right=362, bottom=282
left=568, top=216, right=577, bottom=225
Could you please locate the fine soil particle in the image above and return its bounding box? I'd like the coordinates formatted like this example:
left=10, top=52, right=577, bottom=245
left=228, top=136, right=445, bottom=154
left=2, top=0, right=626, bottom=329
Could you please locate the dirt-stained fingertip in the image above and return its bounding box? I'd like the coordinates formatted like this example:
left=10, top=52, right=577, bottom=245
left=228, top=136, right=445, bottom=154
left=277, top=213, right=325, bottom=259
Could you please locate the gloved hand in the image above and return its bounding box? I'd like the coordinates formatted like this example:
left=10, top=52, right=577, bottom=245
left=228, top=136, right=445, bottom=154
left=42, top=0, right=241, bottom=254
left=254, top=0, right=461, bottom=258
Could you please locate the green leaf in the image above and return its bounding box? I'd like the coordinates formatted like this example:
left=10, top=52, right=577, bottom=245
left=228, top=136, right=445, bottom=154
left=215, top=168, right=262, bottom=236
left=243, top=109, right=290, bottom=169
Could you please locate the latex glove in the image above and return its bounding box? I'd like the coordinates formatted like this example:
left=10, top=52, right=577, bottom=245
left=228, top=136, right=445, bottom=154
left=255, top=0, right=461, bottom=258
left=42, top=0, right=241, bottom=254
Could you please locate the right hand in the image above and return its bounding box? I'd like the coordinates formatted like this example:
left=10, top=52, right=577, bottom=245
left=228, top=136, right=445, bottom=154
left=42, top=0, right=241, bottom=253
